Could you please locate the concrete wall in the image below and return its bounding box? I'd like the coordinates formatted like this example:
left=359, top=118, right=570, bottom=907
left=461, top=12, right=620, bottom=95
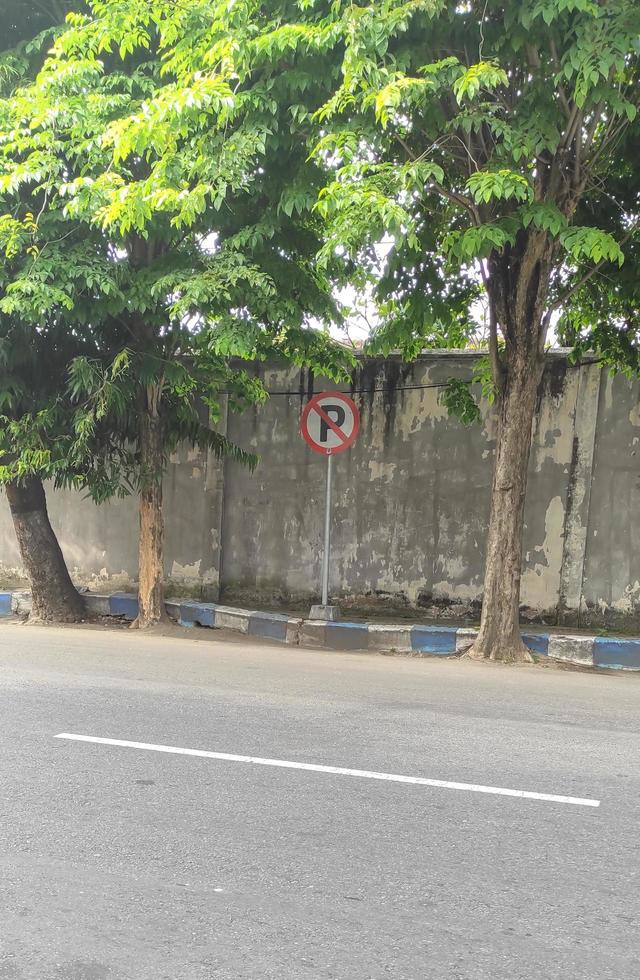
left=0, top=439, right=225, bottom=599
left=1, top=351, right=639, bottom=627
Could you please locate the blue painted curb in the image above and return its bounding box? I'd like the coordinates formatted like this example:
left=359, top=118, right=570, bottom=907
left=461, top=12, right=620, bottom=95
left=593, top=637, right=640, bottom=670
left=4, top=589, right=640, bottom=671
left=411, top=626, right=458, bottom=655
left=109, top=593, right=139, bottom=619
left=522, top=632, right=550, bottom=656
left=179, top=601, right=216, bottom=629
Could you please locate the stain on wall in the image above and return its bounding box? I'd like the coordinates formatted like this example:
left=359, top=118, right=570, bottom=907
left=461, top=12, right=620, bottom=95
left=0, top=439, right=224, bottom=600
left=579, top=371, right=640, bottom=629
left=0, top=351, right=638, bottom=626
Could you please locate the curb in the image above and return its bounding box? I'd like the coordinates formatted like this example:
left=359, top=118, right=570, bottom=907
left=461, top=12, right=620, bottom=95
left=1, top=590, right=640, bottom=671
left=82, top=593, right=304, bottom=645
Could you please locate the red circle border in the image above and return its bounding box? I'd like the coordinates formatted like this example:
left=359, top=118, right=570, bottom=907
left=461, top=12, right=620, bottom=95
left=300, top=391, right=360, bottom=455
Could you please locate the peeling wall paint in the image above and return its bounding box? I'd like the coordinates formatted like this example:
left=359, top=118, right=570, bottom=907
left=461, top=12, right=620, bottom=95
left=1, top=351, right=639, bottom=626
left=220, top=353, right=640, bottom=626
left=521, top=496, right=566, bottom=609
left=0, top=438, right=225, bottom=600
left=170, top=559, right=202, bottom=582
left=579, top=371, right=640, bottom=628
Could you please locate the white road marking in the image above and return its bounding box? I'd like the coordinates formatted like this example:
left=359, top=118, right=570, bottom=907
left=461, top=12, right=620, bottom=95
left=54, top=733, right=601, bottom=808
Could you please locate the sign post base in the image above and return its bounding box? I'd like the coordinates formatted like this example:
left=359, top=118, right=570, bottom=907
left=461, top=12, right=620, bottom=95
left=309, top=604, right=340, bottom=622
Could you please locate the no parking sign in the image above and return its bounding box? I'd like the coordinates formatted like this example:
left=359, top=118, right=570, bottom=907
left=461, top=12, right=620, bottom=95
left=300, top=392, right=360, bottom=616
left=300, top=391, right=360, bottom=455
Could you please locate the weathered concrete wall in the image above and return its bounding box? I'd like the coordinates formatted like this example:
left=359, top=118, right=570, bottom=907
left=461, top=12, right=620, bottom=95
left=221, top=352, right=583, bottom=622
left=0, top=439, right=224, bottom=599
left=579, top=370, right=640, bottom=629
left=0, top=351, right=639, bottom=626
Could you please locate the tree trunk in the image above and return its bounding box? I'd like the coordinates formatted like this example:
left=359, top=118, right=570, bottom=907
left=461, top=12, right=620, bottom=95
left=5, top=476, right=85, bottom=622
left=132, top=394, right=168, bottom=628
left=469, top=353, right=544, bottom=663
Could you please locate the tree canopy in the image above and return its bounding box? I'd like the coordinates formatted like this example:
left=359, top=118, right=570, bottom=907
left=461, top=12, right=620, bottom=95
left=0, top=0, right=353, bottom=623
left=310, top=0, right=639, bottom=360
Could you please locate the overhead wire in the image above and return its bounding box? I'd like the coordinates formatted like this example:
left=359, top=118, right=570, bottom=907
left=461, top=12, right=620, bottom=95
left=218, top=356, right=598, bottom=397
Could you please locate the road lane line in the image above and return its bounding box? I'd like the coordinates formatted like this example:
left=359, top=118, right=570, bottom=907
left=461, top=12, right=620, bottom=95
left=54, top=733, right=600, bottom=808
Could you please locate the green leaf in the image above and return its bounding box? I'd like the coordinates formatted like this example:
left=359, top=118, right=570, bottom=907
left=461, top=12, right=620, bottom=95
left=440, top=378, right=481, bottom=425
left=453, top=61, right=508, bottom=104
left=560, top=227, right=625, bottom=267
left=467, top=170, right=533, bottom=204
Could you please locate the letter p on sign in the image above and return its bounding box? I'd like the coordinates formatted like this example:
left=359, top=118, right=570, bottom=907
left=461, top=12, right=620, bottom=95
left=300, top=392, right=360, bottom=455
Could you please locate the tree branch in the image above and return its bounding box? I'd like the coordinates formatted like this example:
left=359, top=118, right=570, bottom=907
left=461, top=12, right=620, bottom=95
left=478, top=260, right=504, bottom=390
left=549, top=224, right=639, bottom=315
left=561, top=106, right=583, bottom=152
left=430, top=181, right=481, bottom=223
left=549, top=39, right=572, bottom=121
left=395, top=134, right=418, bottom=162
left=585, top=118, right=630, bottom=172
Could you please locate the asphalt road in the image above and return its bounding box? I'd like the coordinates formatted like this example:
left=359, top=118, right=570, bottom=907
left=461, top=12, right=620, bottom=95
left=1, top=622, right=640, bottom=980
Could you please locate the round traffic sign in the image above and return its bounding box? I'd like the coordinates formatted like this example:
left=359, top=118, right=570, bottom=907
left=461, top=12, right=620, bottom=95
left=300, top=391, right=360, bottom=456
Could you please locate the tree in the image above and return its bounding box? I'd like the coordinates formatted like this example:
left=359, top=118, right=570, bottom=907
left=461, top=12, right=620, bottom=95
left=0, top=0, right=351, bottom=626
left=0, top=0, right=89, bottom=621
left=309, top=0, right=640, bottom=661
left=0, top=321, right=88, bottom=623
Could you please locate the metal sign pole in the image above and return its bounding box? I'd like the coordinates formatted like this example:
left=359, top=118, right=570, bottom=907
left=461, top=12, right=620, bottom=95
left=301, top=391, right=359, bottom=622
left=321, top=452, right=333, bottom=607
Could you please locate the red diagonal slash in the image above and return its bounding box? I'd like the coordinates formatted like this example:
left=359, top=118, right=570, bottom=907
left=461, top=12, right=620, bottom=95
left=312, top=403, right=348, bottom=443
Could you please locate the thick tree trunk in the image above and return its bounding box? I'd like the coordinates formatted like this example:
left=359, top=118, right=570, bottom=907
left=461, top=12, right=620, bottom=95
left=469, top=354, right=544, bottom=663
left=132, top=394, right=168, bottom=629
left=5, top=476, right=85, bottom=622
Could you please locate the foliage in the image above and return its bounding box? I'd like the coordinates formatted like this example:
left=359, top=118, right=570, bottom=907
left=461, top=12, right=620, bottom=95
left=0, top=0, right=93, bottom=495
left=556, top=128, right=640, bottom=376
left=0, top=0, right=354, bottom=504
left=307, top=0, right=640, bottom=413
left=438, top=357, right=498, bottom=425
left=439, top=378, right=481, bottom=426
